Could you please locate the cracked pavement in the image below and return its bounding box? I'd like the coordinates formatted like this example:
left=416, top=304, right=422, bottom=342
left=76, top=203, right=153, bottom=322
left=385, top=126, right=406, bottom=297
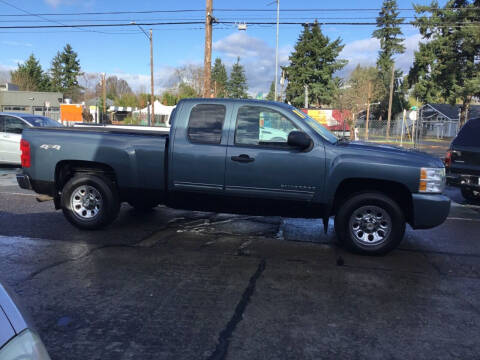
left=1, top=166, right=480, bottom=359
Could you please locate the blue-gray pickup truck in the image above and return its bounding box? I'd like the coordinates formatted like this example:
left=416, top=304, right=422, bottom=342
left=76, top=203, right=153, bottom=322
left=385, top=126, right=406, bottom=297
left=16, top=99, right=450, bottom=254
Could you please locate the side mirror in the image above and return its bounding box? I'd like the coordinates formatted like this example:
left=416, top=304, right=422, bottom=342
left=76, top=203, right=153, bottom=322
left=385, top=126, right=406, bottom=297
left=287, top=131, right=312, bottom=150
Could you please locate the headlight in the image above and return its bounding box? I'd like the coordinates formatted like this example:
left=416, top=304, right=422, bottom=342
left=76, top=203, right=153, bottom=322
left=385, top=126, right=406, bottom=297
left=0, top=329, right=51, bottom=360
left=419, top=167, right=446, bottom=193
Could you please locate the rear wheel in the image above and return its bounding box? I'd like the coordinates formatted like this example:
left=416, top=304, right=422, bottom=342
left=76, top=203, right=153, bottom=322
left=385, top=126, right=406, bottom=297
left=61, top=174, right=120, bottom=229
left=334, top=192, right=406, bottom=255
left=461, top=188, right=480, bottom=203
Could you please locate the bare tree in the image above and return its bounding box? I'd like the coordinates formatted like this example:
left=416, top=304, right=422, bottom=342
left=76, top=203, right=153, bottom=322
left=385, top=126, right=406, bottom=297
left=173, top=64, right=203, bottom=96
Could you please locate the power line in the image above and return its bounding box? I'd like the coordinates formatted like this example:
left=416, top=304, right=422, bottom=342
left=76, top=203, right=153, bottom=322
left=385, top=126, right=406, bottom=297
left=1, top=21, right=479, bottom=30
left=0, top=7, right=478, bottom=17
left=0, top=21, right=205, bottom=29
left=0, top=0, right=108, bottom=34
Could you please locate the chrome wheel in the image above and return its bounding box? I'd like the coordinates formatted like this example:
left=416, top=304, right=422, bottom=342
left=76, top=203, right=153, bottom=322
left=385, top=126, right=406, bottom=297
left=70, top=185, right=103, bottom=220
left=348, top=205, right=391, bottom=246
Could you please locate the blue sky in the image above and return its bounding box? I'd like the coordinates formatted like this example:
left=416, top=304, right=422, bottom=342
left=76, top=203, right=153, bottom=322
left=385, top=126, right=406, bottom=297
left=0, top=0, right=445, bottom=95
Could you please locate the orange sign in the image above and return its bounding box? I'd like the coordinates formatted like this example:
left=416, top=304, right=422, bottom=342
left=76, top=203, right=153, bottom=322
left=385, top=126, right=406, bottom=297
left=60, top=104, right=83, bottom=123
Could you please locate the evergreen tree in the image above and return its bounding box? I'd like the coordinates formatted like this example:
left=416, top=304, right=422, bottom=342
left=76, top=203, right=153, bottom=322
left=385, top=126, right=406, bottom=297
left=211, top=58, right=228, bottom=97
left=283, top=22, right=347, bottom=107
left=372, top=0, right=406, bottom=118
left=266, top=81, right=275, bottom=101
left=50, top=44, right=82, bottom=99
left=227, top=57, right=248, bottom=99
left=10, top=54, right=50, bottom=91
left=407, top=42, right=444, bottom=104
left=410, top=0, right=480, bottom=127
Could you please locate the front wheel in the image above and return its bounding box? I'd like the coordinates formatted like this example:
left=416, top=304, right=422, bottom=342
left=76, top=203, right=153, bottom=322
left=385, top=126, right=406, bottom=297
left=61, top=174, right=120, bottom=230
left=334, top=192, right=406, bottom=255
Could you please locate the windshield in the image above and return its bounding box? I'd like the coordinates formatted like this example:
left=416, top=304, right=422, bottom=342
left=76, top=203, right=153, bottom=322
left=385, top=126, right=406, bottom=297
left=23, top=116, right=63, bottom=127
left=289, top=106, right=338, bottom=144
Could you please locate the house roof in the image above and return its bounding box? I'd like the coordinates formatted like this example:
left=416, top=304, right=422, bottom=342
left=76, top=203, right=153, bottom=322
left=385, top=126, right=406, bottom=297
left=425, top=103, right=480, bottom=120
left=85, top=97, right=114, bottom=107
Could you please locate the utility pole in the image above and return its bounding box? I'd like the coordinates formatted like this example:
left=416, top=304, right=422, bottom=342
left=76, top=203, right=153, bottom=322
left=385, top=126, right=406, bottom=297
left=131, top=22, right=154, bottom=125
left=304, top=84, right=309, bottom=109
left=149, top=29, right=154, bottom=126
left=203, top=0, right=213, bottom=98
left=365, top=81, right=372, bottom=140
left=386, top=64, right=395, bottom=139
left=102, top=72, right=106, bottom=124
left=274, top=0, right=280, bottom=101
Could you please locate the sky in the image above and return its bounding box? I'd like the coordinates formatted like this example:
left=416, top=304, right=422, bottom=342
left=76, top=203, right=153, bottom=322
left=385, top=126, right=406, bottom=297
left=0, top=0, right=447, bottom=96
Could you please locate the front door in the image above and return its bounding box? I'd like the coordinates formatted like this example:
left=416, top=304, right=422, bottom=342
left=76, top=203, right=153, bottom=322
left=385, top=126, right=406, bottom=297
left=225, top=105, right=325, bottom=206
left=0, top=116, right=26, bottom=164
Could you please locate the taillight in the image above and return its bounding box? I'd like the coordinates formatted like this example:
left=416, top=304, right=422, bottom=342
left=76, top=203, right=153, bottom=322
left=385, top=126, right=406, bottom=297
left=20, top=139, right=31, bottom=168
left=444, top=150, right=451, bottom=167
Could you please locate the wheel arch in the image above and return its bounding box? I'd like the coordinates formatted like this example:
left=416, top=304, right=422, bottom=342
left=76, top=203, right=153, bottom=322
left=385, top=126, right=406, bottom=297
left=331, top=178, right=413, bottom=224
left=55, top=160, right=117, bottom=195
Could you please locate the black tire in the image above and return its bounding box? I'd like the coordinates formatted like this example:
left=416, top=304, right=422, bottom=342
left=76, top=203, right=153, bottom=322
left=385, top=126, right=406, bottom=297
left=461, top=188, right=480, bottom=203
left=61, top=174, right=120, bottom=230
left=334, top=192, right=406, bottom=255
left=128, top=200, right=158, bottom=212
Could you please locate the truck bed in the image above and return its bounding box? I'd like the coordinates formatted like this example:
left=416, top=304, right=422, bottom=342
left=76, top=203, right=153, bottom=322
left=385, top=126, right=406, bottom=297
left=21, top=126, right=170, bottom=200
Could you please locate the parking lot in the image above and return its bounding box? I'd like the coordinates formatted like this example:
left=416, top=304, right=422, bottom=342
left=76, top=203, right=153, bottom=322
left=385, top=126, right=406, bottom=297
left=1, top=165, right=480, bottom=359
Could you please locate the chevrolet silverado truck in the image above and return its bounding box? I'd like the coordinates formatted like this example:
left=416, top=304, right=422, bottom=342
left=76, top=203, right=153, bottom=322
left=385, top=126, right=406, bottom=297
left=16, top=99, right=450, bottom=255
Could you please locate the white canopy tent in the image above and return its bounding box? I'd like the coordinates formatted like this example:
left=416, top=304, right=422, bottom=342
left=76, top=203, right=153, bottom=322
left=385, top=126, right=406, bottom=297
left=133, top=100, right=175, bottom=126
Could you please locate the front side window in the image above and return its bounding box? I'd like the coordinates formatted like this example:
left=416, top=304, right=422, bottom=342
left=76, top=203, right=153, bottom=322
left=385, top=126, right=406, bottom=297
left=235, top=106, right=299, bottom=146
left=187, top=104, right=226, bottom=144
left=4, top=117, right=27, bottom=134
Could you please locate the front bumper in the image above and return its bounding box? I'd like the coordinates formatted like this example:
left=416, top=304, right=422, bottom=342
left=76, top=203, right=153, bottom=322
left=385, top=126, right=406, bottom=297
left=410, top=193, right=450, bottom=229
left=447, top=173, right=480, bottom=190
left=16, top=173, right=32, bottom=190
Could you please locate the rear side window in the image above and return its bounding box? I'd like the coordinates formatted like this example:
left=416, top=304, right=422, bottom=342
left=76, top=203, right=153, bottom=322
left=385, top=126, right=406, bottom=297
left=0, top=116, right=4, bottom=132
left=187, top=104, right=226, bottom=144
left=452, top=118, right=480, bottom=147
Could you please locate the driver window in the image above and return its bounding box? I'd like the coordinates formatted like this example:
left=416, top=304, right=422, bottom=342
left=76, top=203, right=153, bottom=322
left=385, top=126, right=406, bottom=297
left=4, top=117, right=27, bottom=134
left=235, top=106, right=299, bottom=146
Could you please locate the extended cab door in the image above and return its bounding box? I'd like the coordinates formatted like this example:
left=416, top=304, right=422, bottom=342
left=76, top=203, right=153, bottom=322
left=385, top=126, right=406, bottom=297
left=170, top=102, right=230, bottom=194
left=0, top=115, right=27, bottom=164
left=225, top=104, right=325, bottom=205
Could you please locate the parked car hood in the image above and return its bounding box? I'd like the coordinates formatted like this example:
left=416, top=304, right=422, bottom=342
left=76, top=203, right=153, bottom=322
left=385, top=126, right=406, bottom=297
left=336, top=141, right=444, bottom=168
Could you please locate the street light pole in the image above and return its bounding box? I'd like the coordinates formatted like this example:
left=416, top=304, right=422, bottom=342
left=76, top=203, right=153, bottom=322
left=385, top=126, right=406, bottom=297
left=149, top=29, right=154, bottom=126
left=132, top=22, right=154, bottom=126
left=274, top=0, right=280, bottom=101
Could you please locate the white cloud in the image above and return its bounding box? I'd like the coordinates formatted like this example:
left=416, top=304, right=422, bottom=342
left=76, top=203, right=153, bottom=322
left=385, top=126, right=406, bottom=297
left=213, top=32, right=291, bottom=95
left=44, top=0, right=62, bottom=6
left=339, top=33, right=423, bottom=78
left=44, top=0, right=91, bottom=8
left=82, top=65, right=177, bottom=95
left=1, top=41, right=32, bottom=47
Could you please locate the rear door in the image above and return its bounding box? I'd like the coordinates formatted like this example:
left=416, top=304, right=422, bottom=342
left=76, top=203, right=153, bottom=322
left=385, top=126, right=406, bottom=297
left=170, top=102, right=230, bottom=194
left=1, top=115, right=27, bottom=164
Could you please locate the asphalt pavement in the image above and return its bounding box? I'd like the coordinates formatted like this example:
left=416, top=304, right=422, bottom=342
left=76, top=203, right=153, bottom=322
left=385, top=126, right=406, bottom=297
left=1, top=165, right=480, bottom=360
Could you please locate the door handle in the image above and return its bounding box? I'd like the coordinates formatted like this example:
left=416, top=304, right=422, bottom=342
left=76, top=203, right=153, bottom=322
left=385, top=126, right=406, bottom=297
left=231, top=154, right=255, bottom=163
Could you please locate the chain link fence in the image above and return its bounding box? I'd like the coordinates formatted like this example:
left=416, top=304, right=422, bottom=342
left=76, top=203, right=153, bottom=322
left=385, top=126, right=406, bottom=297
left=354, top=114, right=457, bottom=159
